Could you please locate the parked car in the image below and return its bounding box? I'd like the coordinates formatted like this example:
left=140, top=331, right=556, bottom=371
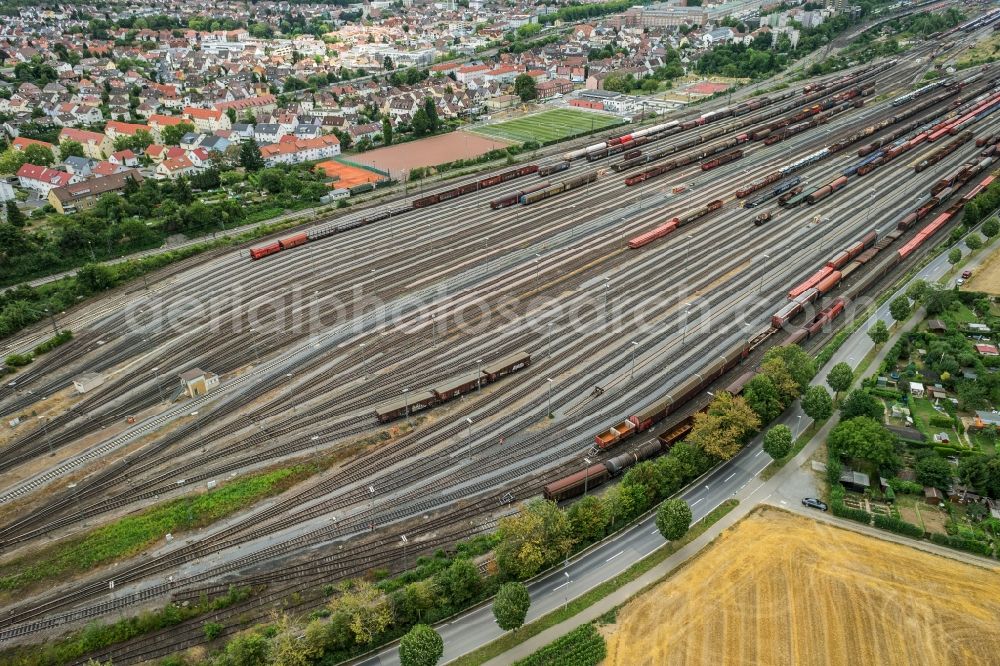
left=802, top=497, right=828, bottom=511
left=962, top=269, right=973, bottom=279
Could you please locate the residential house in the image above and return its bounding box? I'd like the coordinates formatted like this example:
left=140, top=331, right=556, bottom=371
left=91, top=161, right=128, bottom=177
left=104, top=120, right=151, bottom=141
left=179, top=132, right=203, bottom=150
left=108, top=149, right=139, bottom=167
left=200, top=136, right=231, bottom=153
left=11, top=136, right=57, bottom=159
left=258, top=134, right=341, bottom=166
left=58, top=127, right=111, bottom=160
left=156, top=155, right=199, bottom=180
left=63, top=155, right=96, bottom=177
left=349, top=123, right=381, bottom=144
left=253, top=123, right=284, bottom=144
left=16, top=164, right=78, bottom=195
left=183, top=106, right=231, bottom=133
left=47, top=169, right=143, bottom=214
left=148, top=114, right=187, bottom=142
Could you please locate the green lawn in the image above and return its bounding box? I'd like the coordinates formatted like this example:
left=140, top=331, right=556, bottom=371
left=909, top=398, right=962, bottom=446
left=473, top=109, right=623, bottom=144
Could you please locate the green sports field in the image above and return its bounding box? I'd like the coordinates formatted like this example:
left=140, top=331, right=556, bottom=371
left=472, top=109, right=623, bottom=144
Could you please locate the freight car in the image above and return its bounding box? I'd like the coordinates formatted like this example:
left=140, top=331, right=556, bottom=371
left=754, top=211, right=772, bottom=226
left=628, top=219, right=679, bottom=248
left=489, top=181, right=551, bottom=209
left=374, top=351, right=531, bottom=423
left=701, top=149, right=744, bottom=171
left=412, top=165, right=539, bottom=208
left=538, top=161, right=570, bottom=177
left=806, top=176, right=848, bottom=204
left=520, top=171, right=598, bottom=204
left=249, top=231, right=311, bottom=260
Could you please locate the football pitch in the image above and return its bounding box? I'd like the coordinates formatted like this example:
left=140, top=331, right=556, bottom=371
left=472, top=109, right=623, bottom=144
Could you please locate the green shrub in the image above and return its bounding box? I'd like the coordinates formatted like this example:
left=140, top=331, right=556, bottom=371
left=929, top=532, right=993, bottom=556
left=4, top=353, right=33, bottom=367
left=203, top=622, right=224, bottom=640
left=928, top=415, right=954, bottom=428
left=873, top=514, right=924, bottom=537
left=32, top=330, right=73, bottom=356
left=887, top=478, right=923, bottom=494
left=513, top=623, right=606, bottom=666
left=831, top=502, right=871, bottom=525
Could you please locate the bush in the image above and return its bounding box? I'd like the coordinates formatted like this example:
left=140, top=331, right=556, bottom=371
left=929, top=532, right=993, bottom=556
left=203, top=621, right=224, bottom=640
left=513, top=623, right=607, bottom=666
left=869, top=388, right=902, bottom=401
left=831, top=502, right=872, bottom=525
left=32, top=329, right=73, bottom=356
left=887, top=478, right=923, bottom=494
left=5, top=353, right=33, bottom=367
left=873, top=514, right=924, bottom=537
left=928, top=415, right=954, bottom=429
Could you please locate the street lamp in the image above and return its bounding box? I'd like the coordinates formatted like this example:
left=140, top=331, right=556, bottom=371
left=39, top=416, right=53, bottom=456
left=368, top=484, right=376, bottom=531
left=547, top=321, right=553, bottom=359
left=465, top=417, right=474, bottom=462
left=758, top=254, right=770, bottom=293
left=402, top=388, right=410, bottom=422
left=151, top=366, right=164, bottom=404
left=583, top=456, right=592, bottom=496
left=477, top=359, right=483, bottom=391
left=796, top=414, right=803, bottom=438
left=546, top=378, right=554, bottom=417
left=563, top=571, right=570, bottom=610
left=400, top=534, right=408, bottom=571
left=630, top=341, right=639, bottom=379
left=190, top=411, right=201, bottom=444
left=681, top=303, right=692, bottom=344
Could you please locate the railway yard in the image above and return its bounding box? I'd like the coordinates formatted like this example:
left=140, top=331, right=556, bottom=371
left=2, top=14, right=1000, bottom=663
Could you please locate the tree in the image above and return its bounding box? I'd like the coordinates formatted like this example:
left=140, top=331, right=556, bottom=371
left=983, top=218, right=999, bottom=239
left=495, top=499, right=573, bottom=579
left=5, top=200, right=24, bottom=228
left=826, top=362, right=854, bottom=398
left=966, top=233, right=984, bottom=251
left=655, top=499, right=692, bottom=540
left=423, top=97, right=439, bottom=131
left=219, top=632, right=270, bottom=666
left=438, top=558, right=481, bottom=607
left=239, top=138, right=265, bottom=171
left=827, top=417, right=897, bottom=469
left=77, top=263, right=115, bottom=293
left=161, top=121, right=195, bottom=145
left=923, top=283, right=956, bottom=315
left=916, top=455, right=954, bottom=491
left=867, top=319, right=890, bottom=347
left=226, top=108, right=237, bottom=124
left=762, top=424, right=793, bottom=460
left=270, top=614, right=318, bottom=666
left=328, top=581, right=392, bottom=645
left=399, top=625, right=443, bottom=666
left=22, top=143, right=54, bottom=166
left=621, top=460, right=666, bottom=511
left=60, top=140, right=84, bottom=160
left=493, top=582, right=530, bottom=631
left=514, top=73, right=537, bottom=102
left=906, top=279, right=928, bottom=302
left=382, top=115, right=393, bottom=146
left=801, top=385, right=833, bottom=421
left=412, top=107, right=431, bottom=135
left=840, top=389, right=884, bottom=420
left=948, top=247, right=962, bottom=266
left=889, top=296, right=911, bottom=326
left=567, top=494, right=608, bottom=543
left=763, top=345, right=815, bottom=393
left=760, top=356, right=800, bottom=405
left=743, top=374, right=784, bottom=423
left=686, top=391, right=761, bottom=460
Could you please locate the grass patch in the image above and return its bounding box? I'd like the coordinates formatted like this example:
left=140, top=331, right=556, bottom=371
left=760, top=419, right=825, bottom=480
left=473, top=109, right=622, bottom=144
left=0, top=585, right=252, bottom=666
left=451, top=499, right=739, bottom=666
left=0, top=465, right=316, bottom=597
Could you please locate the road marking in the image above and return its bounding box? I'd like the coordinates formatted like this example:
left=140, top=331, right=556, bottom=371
left=650, top=529, right=659, bottom=535
left=724, top=472, right=735, bottom=482
left=780, top=500, right=787, bottom=505
left=553, top=581, right=570, bottom=591
left=754, top=464, right=768, bottom=477
left=704, top=485, right=710, bottom=491
left=754, top=450, right=763, bottom=457
left=606, top=550, right=624, bottom=562
left=692, top=497, right=704, bottom=506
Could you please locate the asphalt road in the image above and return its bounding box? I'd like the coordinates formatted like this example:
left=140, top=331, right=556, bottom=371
left=360, top=220, right=997, bottom=666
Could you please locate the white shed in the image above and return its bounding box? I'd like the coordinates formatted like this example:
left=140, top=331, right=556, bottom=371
left=909, top=381, right=925, bottom=397
left=73, top=372, right=104, bottom=394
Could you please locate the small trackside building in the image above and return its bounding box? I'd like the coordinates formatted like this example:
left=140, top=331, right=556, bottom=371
left=179, top=368, right=219, bottom=397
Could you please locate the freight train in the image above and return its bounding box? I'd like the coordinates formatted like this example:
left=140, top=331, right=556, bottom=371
left=627, top=200, right=724, bottom=248
left=520, top=172, right=598, bottom=205
left=373, top=351, right=531, bottom=423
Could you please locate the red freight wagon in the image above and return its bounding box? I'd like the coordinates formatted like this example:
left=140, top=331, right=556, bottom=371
left=628, top=219, right=678, bottom=249
left=279, top=232, right=308, bottom=249
left=788, top=266, right=832, bottom=300
left=250, top=242, right=282, bottom=260
left=816, top=270, right=843, bottom=295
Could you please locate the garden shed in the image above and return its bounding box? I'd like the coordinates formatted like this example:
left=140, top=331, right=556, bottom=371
left=924, top=487, right=944, bottom=505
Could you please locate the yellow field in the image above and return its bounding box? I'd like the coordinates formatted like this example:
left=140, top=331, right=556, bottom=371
left=603, top=508, right=1000, bottom=666
left=962, top=245, right=1000, bottom=296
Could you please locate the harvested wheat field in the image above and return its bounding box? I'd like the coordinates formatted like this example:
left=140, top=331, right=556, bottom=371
left=962, top=244, right=1000, bottom=296
left=603, top=508, right=1000, bottom=666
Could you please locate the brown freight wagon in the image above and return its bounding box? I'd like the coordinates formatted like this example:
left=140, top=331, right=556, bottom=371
left=542, top=463, right=609, bottom=502
left=432, top=372, right=483, bottom=401
left=374, top=389, right=437, bottom=423
left=481, top=351, right=532, bottom=382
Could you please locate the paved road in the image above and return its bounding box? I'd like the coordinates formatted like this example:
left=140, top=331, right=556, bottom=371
left=358, top=220, right=997, bottom=666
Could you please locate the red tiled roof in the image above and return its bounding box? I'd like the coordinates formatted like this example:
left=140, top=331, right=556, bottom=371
left=17, top=164, right=73, bottom=186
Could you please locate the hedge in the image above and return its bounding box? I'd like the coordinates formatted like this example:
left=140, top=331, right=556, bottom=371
left=513, top=623, right=607, bottom=666
left=832, top=502, right=872, bottom=525
left=928, top=415, right=955, bottom=429
left=869, top=388, right=903, bottom=401
left=887, top=478, right=923, bottom=495
left=930, top=532, right=993, bottom=557
left=873, top=514, right=924, bottom=538
left=32, top=329, right=73, bottom=356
